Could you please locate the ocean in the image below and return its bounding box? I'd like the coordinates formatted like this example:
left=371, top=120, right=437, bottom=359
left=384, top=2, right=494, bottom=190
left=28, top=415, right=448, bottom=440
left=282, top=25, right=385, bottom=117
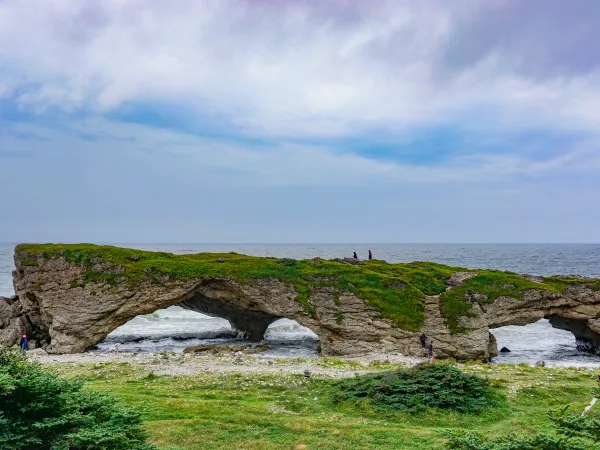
left=1, top=243, right=599, bottom=365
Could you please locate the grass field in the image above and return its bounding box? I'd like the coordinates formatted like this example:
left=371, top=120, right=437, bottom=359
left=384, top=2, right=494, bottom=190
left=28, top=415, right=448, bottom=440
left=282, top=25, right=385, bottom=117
left=49, top=359, right=600, bottom=450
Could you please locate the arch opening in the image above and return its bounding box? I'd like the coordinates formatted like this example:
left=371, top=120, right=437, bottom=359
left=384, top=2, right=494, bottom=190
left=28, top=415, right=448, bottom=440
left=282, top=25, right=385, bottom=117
left=97, top=306, right=235, bottom=353
left=546, top=316, right=600, bottom=354
left=490, top=317, right=600, bottom=367
left=96, top=305, right=320, bottom=358
left=261, top=319, right=320, bottom=358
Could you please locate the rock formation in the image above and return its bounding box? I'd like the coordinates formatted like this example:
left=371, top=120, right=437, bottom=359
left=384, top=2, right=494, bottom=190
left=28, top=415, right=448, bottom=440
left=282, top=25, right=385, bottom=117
left=1, top=244, right=600, bottom=361
left=0, top=295, right=30, bottom=347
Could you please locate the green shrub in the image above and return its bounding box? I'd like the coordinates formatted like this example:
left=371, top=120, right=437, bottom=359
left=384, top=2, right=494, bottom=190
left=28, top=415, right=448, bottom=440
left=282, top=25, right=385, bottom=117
left=443, top=380, right=600, bottom=449
left=0, top=348, right=155, bottom=450
left=332, top=363, right=502, bottom=413
left=279, top=258, right=297, bottom=267
left=443, top=407, right=600, bottom=449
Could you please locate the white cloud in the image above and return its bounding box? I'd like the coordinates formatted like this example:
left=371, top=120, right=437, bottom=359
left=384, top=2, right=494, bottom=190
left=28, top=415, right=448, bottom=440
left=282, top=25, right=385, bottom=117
left=2, top=1, right=600, bottom=242
left=1, top=0, right=599, bottom=139
left=2, top=116, right=600, bottom=243
left=3, top=118, right=599, bottom=189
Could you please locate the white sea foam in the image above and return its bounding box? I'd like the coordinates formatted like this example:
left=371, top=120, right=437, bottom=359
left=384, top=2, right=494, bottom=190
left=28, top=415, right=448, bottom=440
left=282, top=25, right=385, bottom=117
left=491, top=319, right=600, bottom=368
left=96, top=307, right=319, bottom=356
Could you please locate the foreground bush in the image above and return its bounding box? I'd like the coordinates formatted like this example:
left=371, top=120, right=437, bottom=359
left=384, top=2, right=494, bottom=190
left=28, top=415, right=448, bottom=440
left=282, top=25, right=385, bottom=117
left=444, top=378, right=600, bottom=449
left=332, top=363, right=501, bottom=413
left=0, top=349, right=155, bottom=450
left=444, top=407, right=600, bottom=449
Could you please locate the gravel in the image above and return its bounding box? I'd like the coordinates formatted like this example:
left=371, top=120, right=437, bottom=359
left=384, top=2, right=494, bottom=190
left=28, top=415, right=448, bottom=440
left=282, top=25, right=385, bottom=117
left=32, top=351, right=425, bottom=378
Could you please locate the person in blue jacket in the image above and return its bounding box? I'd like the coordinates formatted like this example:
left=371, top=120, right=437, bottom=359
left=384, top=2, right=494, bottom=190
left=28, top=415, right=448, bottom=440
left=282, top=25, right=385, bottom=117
left=19, top=333, right=29, bottom=357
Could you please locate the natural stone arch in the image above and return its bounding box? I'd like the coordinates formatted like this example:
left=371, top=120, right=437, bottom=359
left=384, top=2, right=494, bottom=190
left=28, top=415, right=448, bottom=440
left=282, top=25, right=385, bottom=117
left=99, top=284, right=321, bottom=353
left=2, top=244, right=600, bottom=361
left=6, top=256, right=395, bottom=355
left=178, top=279, right=294, bottom=342
left=488, top=314, right=600, bottom=355
left=482, top=286, right=600, bottom=355
left=546, top=316, right=600, bottom=353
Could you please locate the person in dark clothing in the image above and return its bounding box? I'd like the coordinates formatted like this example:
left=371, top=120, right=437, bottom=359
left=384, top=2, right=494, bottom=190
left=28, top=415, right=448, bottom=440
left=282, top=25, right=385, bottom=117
left=428, top=341, right=434, bottom=362
left=19, top=334, right=29, bottom=357
left=353, top=252, right=358, bottom=259
left=419, top=333, right=427, bottom=348
left=368, top=250, right=372, bottom=260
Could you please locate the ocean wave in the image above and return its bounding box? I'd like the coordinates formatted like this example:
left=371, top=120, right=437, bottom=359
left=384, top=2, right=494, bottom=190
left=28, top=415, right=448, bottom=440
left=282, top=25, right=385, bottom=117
left=103, top=328, right=237, bottom=343
left=139, top=308, right=223, bottom=321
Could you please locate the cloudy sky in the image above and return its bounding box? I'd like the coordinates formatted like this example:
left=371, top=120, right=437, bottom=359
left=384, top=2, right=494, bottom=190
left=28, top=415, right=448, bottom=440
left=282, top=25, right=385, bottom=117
left=1, top=0, right=599, bottom=243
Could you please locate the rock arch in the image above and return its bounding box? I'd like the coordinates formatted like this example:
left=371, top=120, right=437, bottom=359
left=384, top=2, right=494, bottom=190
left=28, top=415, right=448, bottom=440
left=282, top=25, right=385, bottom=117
left=2, top=244, right=600, bottom=361
left=5, top=256, right=407, bottom=356
left=178, top=279, right=291, bottom=342
left=481, top=288, right=600, bottom=354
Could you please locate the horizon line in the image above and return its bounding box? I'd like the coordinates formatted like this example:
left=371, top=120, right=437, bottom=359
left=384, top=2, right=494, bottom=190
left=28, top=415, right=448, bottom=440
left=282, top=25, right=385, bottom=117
left=2, top=242, right=599, bottom=246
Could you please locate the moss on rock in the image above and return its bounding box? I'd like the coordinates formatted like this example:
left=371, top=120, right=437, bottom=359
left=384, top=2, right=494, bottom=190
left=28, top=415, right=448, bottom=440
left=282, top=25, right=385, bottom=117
left=440, top=270, right=591, bottom=333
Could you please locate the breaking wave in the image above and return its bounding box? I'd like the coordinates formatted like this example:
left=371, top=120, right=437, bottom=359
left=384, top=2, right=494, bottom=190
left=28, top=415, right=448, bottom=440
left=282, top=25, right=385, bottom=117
left=96, top=306, right=320, bottom=357
left=102, top=329, right=237, bottom=343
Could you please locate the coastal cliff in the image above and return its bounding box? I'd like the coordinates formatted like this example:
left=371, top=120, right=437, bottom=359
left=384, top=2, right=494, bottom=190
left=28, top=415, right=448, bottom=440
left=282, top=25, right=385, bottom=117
left=2, top=243, right=600, bottom=360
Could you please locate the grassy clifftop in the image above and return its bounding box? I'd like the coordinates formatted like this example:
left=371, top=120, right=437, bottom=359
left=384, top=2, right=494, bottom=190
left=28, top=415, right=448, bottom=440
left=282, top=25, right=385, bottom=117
left=15, top=244, right=599, bottom=333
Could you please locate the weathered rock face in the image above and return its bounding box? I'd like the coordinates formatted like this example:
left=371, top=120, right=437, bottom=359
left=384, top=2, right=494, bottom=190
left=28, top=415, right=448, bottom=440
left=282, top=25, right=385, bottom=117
left=6, top=256, right=425, bottom=357
left=0, top=295, right=30, bottom=347
left=483, top=287, right=600, bottom=353
left=2, top=246, right=600, bottom=361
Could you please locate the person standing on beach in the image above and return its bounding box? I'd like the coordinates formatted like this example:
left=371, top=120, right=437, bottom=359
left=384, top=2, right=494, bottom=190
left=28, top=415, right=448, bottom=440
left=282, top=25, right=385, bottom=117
left=353, top=252, right=358, bottom=259
left=19, top=333, right=29, bottom=358
left=428, top=341, right=435, bottom=362
left=368, top=250, right=372, bottom=260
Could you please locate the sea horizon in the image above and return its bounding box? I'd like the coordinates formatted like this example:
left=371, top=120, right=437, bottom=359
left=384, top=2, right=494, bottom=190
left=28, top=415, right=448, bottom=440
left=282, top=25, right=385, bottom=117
left=2, top=241, right=600, bottom=245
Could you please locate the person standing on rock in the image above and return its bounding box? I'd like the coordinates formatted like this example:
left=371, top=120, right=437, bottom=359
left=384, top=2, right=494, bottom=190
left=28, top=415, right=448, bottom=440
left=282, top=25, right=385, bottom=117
left=428, top=341, right=435, bottom=362
left=419, top=333, right=427, bottom=348
left=19, top=333, right=29, bottom=358
left=353, top=252, right=358, bottom=259
left=368, top=250, right=373, bottom=260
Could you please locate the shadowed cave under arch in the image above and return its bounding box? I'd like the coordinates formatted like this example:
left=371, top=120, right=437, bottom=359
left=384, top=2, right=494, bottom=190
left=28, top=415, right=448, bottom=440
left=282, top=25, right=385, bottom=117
left=179, top=292, right=283, bottom=342
left=98, top=304, right=320, bottom=355
left=489, top=317, right=600, bottom=366
left=487, top=314, right=600, bottom=357
left=94, top=278, right=322, bottom=354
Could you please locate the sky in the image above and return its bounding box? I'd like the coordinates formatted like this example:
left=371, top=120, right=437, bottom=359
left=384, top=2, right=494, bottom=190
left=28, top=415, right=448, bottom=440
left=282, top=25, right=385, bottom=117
left=1, top=0, right=600, bottom=243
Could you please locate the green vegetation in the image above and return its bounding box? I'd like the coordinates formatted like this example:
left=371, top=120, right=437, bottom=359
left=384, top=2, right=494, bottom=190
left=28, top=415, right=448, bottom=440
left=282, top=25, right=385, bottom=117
left=440, top=271, right=592, bottom=333
left=332, top=363, right=502, bottom=414
left=444, top=378, right=600, bottom=449
left=0, top=349, right=154, bottom=450
left=15, top=244, right=600, bottom=334
left=45, top=359, right=600, bottom=449
left=445, top=406, right=600, bottom=449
